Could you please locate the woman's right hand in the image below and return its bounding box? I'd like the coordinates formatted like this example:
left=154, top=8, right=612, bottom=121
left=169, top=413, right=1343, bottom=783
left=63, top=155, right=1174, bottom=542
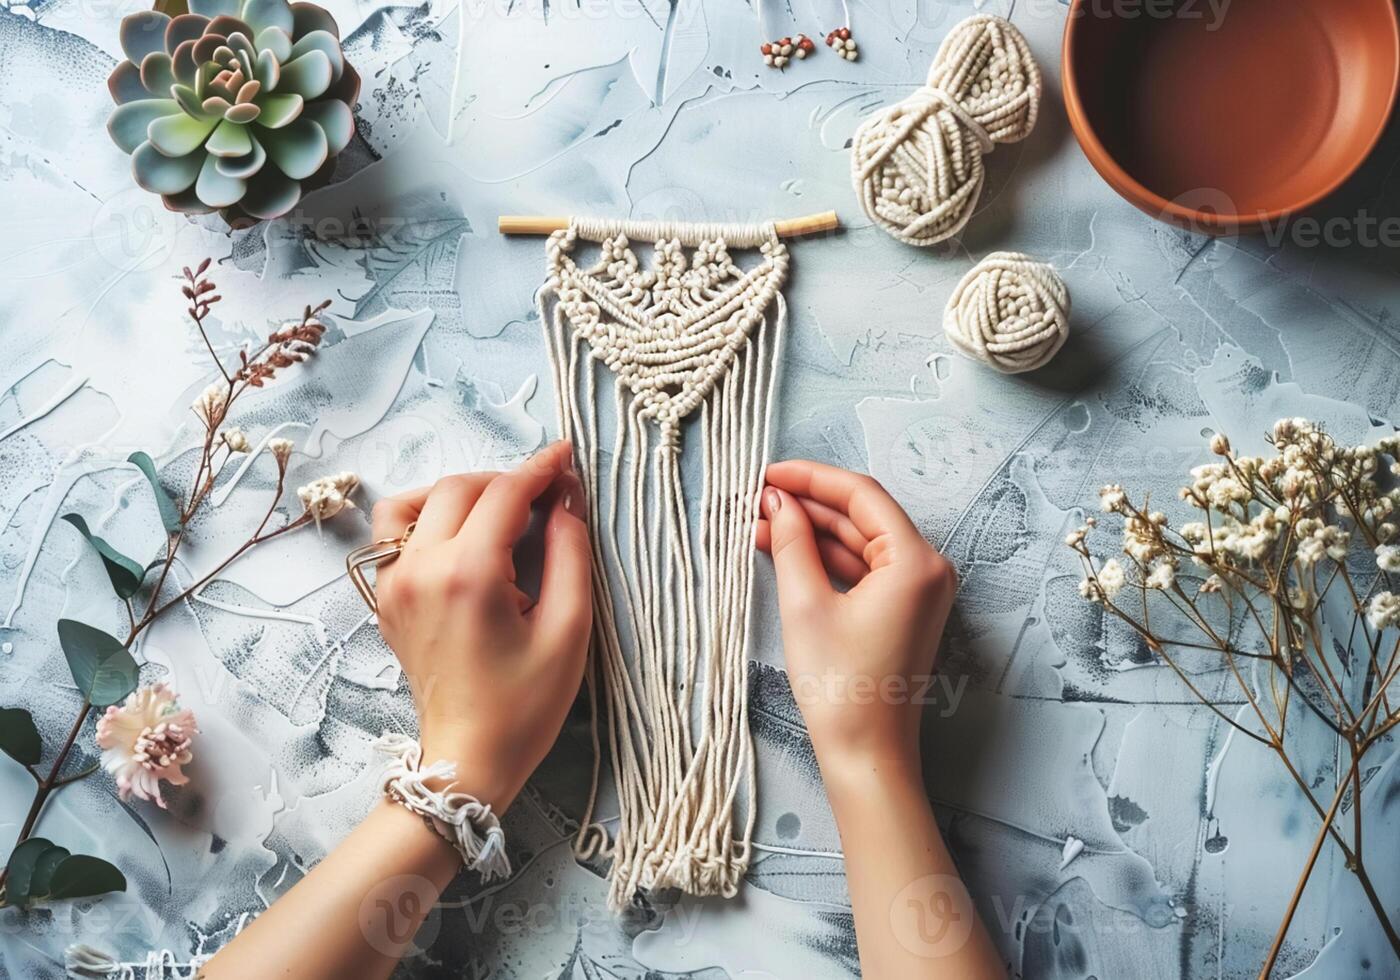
left=201, top=443, right=595, bottom=980
left=757, top=462, right=1005, bottom=979
left=372, top=441, right=593, bottom=813
left=755, top=460, right=957, bottom=778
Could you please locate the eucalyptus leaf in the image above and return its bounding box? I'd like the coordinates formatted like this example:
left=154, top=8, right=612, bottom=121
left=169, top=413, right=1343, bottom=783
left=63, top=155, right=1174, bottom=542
left=29, top=845, right=70, bottom=900
left=46, top=855, right=127, bottom=901
left=3, top=837, right=54, bottom=907
left=114, top=796, right=173, bottom=892
left=128, top=452, right=182, bottom=532
left=56, top=620, right=139, bottom=707
left=60, top=514, right=145, bottom=598
left=59, top=759, right=99, bottom=784
left=0, top=707, right=40, bottom=767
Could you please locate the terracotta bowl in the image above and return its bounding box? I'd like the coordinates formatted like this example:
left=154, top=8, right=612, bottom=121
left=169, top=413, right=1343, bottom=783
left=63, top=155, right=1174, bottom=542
left=1062, top=0, right=1399, bottom=233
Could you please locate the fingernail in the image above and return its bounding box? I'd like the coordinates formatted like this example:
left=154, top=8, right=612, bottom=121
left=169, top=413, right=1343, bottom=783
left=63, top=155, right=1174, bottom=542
left=765, top=488, right=781, bottom=514
left=564, top=489, right=583, bottom=517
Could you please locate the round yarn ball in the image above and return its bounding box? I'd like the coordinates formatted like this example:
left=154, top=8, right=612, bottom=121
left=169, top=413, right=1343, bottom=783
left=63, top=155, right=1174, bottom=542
left=943, top=252, right=1070, bottom=374
left=850, top=15, right=1042, bottom=247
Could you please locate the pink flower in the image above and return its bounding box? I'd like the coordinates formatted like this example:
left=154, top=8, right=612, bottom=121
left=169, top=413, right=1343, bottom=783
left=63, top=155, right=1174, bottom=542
left=95, top=683, right=197, bottom=809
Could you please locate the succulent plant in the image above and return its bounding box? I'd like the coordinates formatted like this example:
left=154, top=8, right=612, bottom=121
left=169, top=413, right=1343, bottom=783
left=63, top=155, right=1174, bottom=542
left=106, top=0, right=360, bottom=222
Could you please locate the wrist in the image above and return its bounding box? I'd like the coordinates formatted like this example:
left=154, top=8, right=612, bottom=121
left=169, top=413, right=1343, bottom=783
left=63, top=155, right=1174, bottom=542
left=813, top=743, right=925, bottom=812
left=419, top=734, right=520, bottom=813
left=377, top=735, right=517, bottom=884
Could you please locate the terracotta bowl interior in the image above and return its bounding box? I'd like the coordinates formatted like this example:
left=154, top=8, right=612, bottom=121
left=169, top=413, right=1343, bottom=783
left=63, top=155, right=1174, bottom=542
left=1065, top=0, right=1399, bottom=223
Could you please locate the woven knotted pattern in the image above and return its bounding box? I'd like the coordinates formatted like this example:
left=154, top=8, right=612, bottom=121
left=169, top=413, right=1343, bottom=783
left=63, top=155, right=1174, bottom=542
left=850, top=15, right=1041, bottom=246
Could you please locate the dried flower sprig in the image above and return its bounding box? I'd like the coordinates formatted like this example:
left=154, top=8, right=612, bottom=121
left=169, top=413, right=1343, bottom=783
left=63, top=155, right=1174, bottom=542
left=0, top=262, right=357, bottom=909
left=1069, top=419, right=1400, bottom=977
left=180, top=262, right=334, bottom=521
left=96, top=683, right=196, bottom=809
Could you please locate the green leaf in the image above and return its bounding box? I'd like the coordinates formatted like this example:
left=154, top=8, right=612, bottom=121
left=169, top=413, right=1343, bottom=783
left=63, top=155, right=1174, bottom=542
left=56, top=620, right=139, bottom=707
left=60, top=514, right=145, bottom=598
left=3, top=837, right=54, bottom=907
left=59, top=760, right=99, bottom=784
left=4, top=844, right=124, bottom=907
left=28, top=845, right=69, bottom=900
left=0, top=708, right=40, bottom=767
left=127, top=452, right=182, bottom=532
left=46, top=855, right=126, bottom=901
left=114, top=796, right=172, bottom=891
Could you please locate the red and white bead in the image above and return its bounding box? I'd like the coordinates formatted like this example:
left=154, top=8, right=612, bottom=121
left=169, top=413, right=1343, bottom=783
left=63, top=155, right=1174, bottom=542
left=825, top=26, right=858, bottom=61
left=761, top=34, right=814, bottom=69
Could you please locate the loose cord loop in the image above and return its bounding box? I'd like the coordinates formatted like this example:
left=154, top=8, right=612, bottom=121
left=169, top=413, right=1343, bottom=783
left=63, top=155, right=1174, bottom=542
left=374, top=733, right=511, bottom=881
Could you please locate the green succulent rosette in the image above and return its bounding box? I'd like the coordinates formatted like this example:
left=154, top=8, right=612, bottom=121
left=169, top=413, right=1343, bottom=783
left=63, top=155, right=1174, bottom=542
left=107, top=0, right=360, bottom=222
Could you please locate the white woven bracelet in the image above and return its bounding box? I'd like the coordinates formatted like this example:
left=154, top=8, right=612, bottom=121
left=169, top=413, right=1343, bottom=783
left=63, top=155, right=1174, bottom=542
left=373, top=732, right=512, bottom=881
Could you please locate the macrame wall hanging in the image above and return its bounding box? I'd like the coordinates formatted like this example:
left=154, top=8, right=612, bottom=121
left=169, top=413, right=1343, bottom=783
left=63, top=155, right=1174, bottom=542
left=502, top=210, right=836, bottom=909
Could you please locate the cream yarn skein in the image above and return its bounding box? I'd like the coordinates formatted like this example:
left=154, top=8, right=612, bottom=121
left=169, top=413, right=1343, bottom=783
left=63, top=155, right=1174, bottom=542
left=850, top=15, right=1041, bottom=246
left=943, top=251, right=1069, bottom=374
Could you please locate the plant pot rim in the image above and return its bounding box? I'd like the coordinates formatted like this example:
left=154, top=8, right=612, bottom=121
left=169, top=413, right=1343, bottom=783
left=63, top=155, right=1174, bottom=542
left=1060, top=0, right=1400, bottom=234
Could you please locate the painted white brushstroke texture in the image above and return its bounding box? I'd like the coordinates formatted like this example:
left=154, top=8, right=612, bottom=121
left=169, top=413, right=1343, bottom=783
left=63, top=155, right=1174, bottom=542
left=0, top=0, right=1396, bottom=976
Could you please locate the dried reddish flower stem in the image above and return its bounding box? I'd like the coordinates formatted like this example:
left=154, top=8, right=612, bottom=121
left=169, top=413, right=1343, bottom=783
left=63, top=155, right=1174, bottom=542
left=0, top=262, right=335, bottom=901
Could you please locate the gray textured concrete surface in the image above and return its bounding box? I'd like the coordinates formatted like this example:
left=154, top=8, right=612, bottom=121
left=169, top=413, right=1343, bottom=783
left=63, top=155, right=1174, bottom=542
left=0, top=0, right=1396, bottom=975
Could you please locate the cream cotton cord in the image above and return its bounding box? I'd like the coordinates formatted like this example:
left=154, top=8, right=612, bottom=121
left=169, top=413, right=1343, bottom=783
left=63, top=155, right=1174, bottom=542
left=539, top=218, right=786, bottom=909
left=850, top=14, right=1041, bottom=246
left=64, top=945, right=213, bottom=979
left=373, top=732, right=511, bottom=881
left=943, top=251, right=1069, bottom=374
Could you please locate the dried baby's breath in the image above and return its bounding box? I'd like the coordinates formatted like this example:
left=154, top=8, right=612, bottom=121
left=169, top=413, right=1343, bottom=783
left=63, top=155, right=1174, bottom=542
left=1069, top=418, right=1400, bottom=970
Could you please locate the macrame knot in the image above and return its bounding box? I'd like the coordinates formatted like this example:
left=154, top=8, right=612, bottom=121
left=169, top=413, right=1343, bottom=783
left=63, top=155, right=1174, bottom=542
left=943, top=251, right=1070, bottom=374
left=373, top=732, right=512, bottom=881
left=658, top=421, right=682, bottom=452
left=539, top=217, right=788, bottom=910
left=850, top=14, right=1041, bottom=247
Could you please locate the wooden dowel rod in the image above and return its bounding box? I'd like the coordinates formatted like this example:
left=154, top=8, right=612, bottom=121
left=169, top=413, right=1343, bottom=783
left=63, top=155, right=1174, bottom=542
left=498, top=215, right=573, bottom=235
left=498, top=210, right=840, bottom=238
left=773, top=210, right=840, bottom=237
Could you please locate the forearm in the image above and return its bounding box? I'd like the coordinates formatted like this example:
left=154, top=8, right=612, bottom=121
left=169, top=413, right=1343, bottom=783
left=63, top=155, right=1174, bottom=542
left=822, top=753, right=1005, bottom=979
left=200, top=801, right=459, bottom=980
